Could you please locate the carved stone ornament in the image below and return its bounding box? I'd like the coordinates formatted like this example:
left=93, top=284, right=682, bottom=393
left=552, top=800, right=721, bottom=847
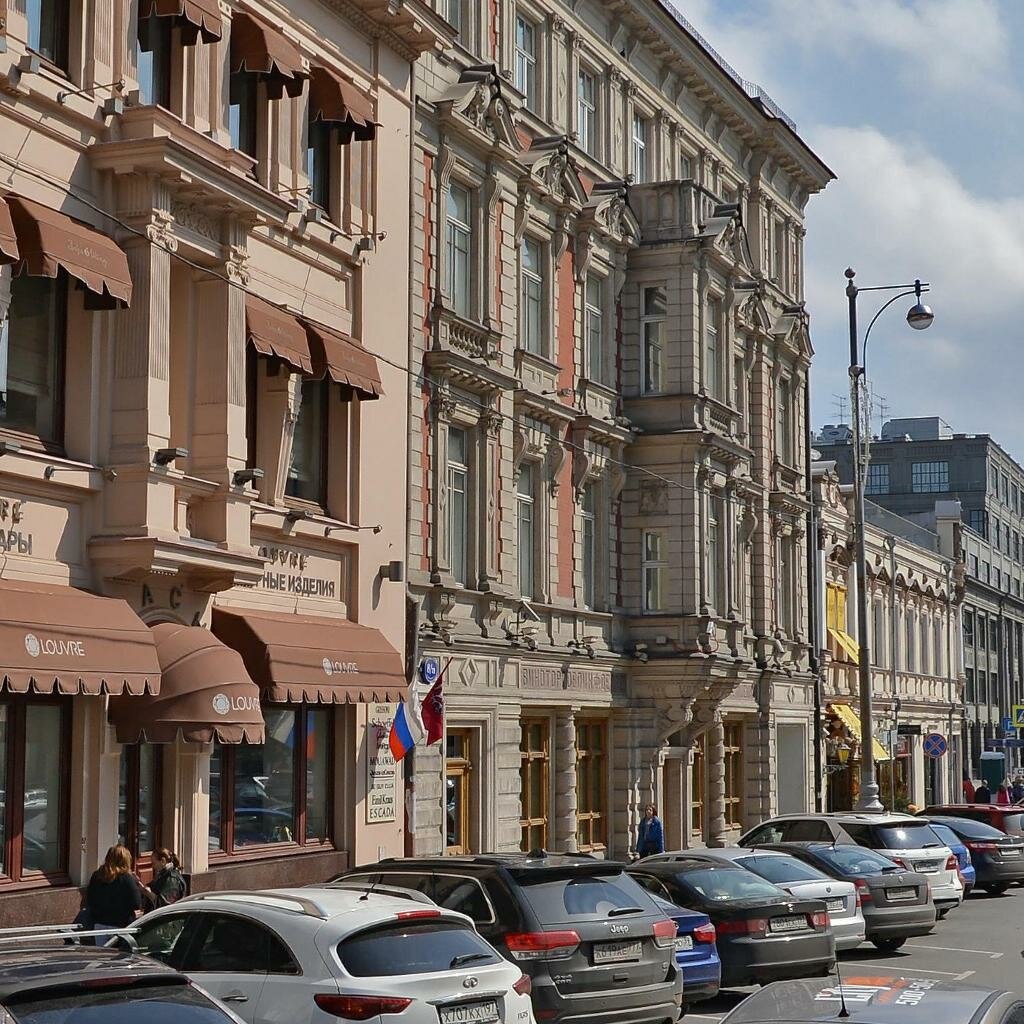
left=546, top=435, right=567, bottom=494
left=170, top=200, right=219, bottom=241
left=571, top=447, right=593, bottom=498
left=607, top=462, right=627, bottom=503
left=481, top=408, right=503, bottom=437
left=430, top=388, right=457, bottom=423
left=145, top=210, right=178, bottom=252
left=639, top=479, right=669, bottom=515
left=224, top=244, right=250, bottom=285
left=437, top=65, right=520, bottom=151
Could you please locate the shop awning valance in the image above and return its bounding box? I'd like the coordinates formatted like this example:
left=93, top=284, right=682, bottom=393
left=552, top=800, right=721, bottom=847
left=0, top=580, right=159, bottom=696
left=245, top=294, right=313, bottom=374
left=4, top=195, right=132, bottom=307
left=0, top=197, right=19, bottom=264
left=309, top=66, right=377, bottom=142
left=230, top=10, right=307, bottom=99
left=109, top=623, right=265, bottom=744
left=829, top=702, right=891, bottom=763
left=141, top=0, right=222, bottom=43
left=304, top=321, right=384, bottom=399
left=212, top=606, right=406, bottom=704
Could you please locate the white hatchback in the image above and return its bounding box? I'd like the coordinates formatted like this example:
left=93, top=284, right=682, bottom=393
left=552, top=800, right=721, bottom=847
left=126, top=884, right=537, bottom=1024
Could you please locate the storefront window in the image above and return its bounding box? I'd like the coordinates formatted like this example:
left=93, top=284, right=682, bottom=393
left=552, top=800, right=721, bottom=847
left=723, top=722, right=743, bottom=829
left=576, top=722, right=606, bottom=851
left=519, top=720, right=548, bottom=852
left=234, top=708, right=296, bottom=846
left=118, top=744, right=161, bottom=865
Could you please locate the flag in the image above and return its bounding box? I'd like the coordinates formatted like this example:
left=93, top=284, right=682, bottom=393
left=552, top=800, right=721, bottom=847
left=388, top=701, right=420, bottom=760
left=420, top=674, right=446, bottom=746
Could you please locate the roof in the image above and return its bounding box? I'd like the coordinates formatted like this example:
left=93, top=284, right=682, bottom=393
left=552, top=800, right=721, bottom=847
left=632, top=856, right=746, bottom=872
left=372, top=852, right=619, bottom=869
left=0, top=947, right=176, bottom=1000
left=693, top=847, right=791, bottom=861
left=761, top=813, right=918, bottom=826
left=721, top=977, right=1012, bottom=1024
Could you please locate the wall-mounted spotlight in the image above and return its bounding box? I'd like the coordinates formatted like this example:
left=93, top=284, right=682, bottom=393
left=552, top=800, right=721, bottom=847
left=232, top=468, right=264, bottom=487
left=541, top=387, right=575, bottom=398
left=284, top=508, right=309, bottom=525
left=0, top=440, right=23, bottom=457
left=153, top=447, right=188, bottom=467
left=379, top=560, right=404, bottom=583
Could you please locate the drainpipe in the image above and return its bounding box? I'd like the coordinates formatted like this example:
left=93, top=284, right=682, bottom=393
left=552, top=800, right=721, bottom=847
left=805, top=366, right=824, bottom=811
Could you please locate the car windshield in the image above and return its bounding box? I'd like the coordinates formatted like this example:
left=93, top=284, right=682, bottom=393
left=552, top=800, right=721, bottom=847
left=931, top=817, right=1006, bottom=840
left=928, top=824, right=960, bottom=849
left=814, top=845, right=900, bottom=874
left=338, top=920, right=501, bottom=977
left=737, top=855, right=829, bottom=884
left=4, top=982, right=230, bottom=1024
left=1000, top=814, right=1024, bottom=832
left=870, top=824, right=944, bottom=850
left=518, top=873, right=654, bottom=922
left=676, top=867, right=786, bottom=901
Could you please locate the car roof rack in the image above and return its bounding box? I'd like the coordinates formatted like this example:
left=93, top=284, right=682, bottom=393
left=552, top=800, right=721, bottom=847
left=313, top=881, right=436, bottom=906
left=179, top=890, right=334, bottom=920
left=0, top=922, right=141, bottom=950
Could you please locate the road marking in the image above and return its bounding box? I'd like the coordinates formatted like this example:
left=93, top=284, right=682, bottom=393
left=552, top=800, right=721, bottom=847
left=841, top=962, right=966, bottom=977
left=906, top=943, right=1003, bottom=959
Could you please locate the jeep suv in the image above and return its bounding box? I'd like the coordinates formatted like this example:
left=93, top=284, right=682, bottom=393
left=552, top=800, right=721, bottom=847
left=330, top=854, right=682, bottom=1024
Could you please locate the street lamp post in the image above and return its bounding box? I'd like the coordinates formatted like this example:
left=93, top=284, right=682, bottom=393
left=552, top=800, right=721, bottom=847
left=845, top=268, right=934, bottom=813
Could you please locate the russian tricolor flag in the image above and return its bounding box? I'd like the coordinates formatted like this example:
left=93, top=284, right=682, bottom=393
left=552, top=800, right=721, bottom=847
left=388, top=701, right=421, bottom=760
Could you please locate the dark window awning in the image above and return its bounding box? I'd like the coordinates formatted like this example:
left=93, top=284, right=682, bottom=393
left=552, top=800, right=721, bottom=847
left=245, top=294, right=313, bottom=374
left=230, top=10, right=307, bottom=98
left=4, top=194, right=133, bottom=307
left=0, top=580, right=159, bottom=696
left=212, top=606, right=407, bottom=704
left=141, top=0, right=223, bottom=43
left=0, top=197, right=19, bottom=264
left=109, top=623, right=265, bottom=744
left=309, top=66, right=377, bottom=143
left=304, top=321, right=384, bottom=399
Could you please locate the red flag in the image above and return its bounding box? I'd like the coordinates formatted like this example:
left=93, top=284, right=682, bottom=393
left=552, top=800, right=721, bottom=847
left=420, top=676, right=445, bottom=745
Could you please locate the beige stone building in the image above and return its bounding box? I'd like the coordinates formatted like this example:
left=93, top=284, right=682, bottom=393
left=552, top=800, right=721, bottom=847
left=0, top=0, right=446, bottom=924
left=408, top=0, right=833, bottom=858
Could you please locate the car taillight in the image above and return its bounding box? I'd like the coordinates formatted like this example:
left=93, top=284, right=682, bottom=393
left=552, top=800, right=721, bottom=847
left=717, top=917, right=768, bottom=937
left=945, top=855, right=958, bottom=872
left=395, top=910, right=442, bottom=920
left=888, top=857, right=908, bottom=869
left=505, top=930, right=581, bottom=961
left=967, top=841, right=998, bottom=852
left=513, top=974, right=532, bottom=996
left=809, top=911, right=829, bottom=929
left=853, top=878, right=873, bottom=903
left=693, top=923, right=717, bottom=944
left=653, top=918, right=678, bottom=948
left=314, top=995, right=412, bottom=1020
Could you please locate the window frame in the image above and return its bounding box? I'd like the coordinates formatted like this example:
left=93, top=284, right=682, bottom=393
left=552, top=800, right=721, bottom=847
left=228, top=70, right=260, bottom=159
left=180, top=911, right=301, bottom=975
left=285, top=377, right=331, bottom=511
left=447, top=424, right=470, bottom=587
left=704, top=296, right=720, bottom=399
left=911, top=461, right=949, bottom=493
left=723, top=722, right=743, bottom=829
left=631, top=112, right=648, bottom=184
left=307, top=117, right=337, bottom=218
left=580, top=481, right=598, bottom=611
left=516, top=462, right=536, bottom=599
left=584, top=274, right=604, bottom=383
left=26, top=0, right=70, bottom=72
left=866, top=463, right=889, bottom=495
left=118, top=742, right=163, bottom=875
left=576, top=67, right=597, bottom=157
left=137, top=11, right=174, bottom=109
left=519, top=719, right=549, bottom=852
left=642, top=528, right=668, bottom=613
left=514, top=12, right=538, bottom=111
left=641, top=285, right=666, bottom=395
left=775, top=376, right=794, bottom=465
left=445, top=729, right=474, bottom=856
left=690, top=732, right=706, bottom=840
left=576, top=721, right=607, bottom=852
left=519, top=236, right=545, bottom=355
left=445, top=182, right=473, bottom=320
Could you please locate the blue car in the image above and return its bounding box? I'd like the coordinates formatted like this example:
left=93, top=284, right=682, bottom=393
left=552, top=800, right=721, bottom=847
left=929, top=821, right=975, bottom=894
left=652, top=894, right=721, bottom=1005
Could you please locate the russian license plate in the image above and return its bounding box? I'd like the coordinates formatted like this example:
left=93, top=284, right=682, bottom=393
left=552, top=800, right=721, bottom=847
left=593, top=940, right=643, bottom=964
left=1002, top=848, right=1020, bottom=857
left=675, top=935, right=694, bottom=951
left=825, top=898, right=845, bottom=913
left=914, top=860, right=940, bottom=873
left=439, top=1002, right=499, bottom=1024
left=888, top=887, right=916, bottom=901
left=769, top=915, right=807, bottom=933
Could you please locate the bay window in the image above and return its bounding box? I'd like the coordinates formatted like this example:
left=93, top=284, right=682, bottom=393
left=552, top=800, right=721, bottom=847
left=520, top=237, right=543, bottom=354
left=517, top=463, right=535, bottom=599
left=447, top=425, right=469, bottom=586
left=514, top=14, right=537, bottom=111
left=446, top=184, right=472, bottom=318
left=287, top=378, right=328, bottom=507
left=137, top=11, right=173, bottom=108
left=641, top=285, right=666, bottom=394
left=26, top=0, right=69, bottom=70
left=585, top=275, right=603, bottom=381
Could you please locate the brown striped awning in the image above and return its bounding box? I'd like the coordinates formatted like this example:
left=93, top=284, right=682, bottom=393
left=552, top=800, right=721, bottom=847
left=141, top=0, right=222, bottom=43
left=304, top=321, right=384, bottom=399
left=245, top=294, right=313, bottom=374
left=212, top=606, right=406, bottom=704
left=309, top=66, right=377, bottom=143
left=0, top=196, right=18, bottom=264
left=230, top=10, right=307, bottom=99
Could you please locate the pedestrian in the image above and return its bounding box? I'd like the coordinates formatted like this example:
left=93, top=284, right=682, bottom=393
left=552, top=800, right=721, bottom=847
left=81, top=845, right=143, bottom=942
left=1012, top=777, right=1024, bottom=804
left=635, top=803, right=665, bottom=859
left=997, top=783, right=1012, bottom=806
left=141, top=848, right=186, bottom=910
left=963, top=774, right=976, bottom=803
left=975, top=781, right=992, bottom=803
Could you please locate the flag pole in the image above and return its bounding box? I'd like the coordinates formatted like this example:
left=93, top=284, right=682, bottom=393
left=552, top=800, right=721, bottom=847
left=436, top=658, right=453, bottom=854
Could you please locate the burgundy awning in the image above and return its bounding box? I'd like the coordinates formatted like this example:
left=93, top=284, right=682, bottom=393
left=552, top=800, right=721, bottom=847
left=140, top=0, right=222, bottom=43
left=230, top=10, right=307, bottom=99
left=245, top=294, right=313, bottom=374
left=309, top=66, right=377, bottom=143
left=304, top=321, right=384, bottom=399
left=0, top=197, right=19, bottom=264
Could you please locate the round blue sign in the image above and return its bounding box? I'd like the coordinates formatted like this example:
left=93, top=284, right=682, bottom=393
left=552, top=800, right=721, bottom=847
left=420, top=657, right=440, bottom=684
left=923, top=732, right=947, bottom=758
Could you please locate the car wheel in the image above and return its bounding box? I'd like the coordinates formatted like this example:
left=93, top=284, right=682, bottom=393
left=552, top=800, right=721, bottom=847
left=984, top=883, right=1010, bottom=896
left=871, top=937, right=907, bottom=953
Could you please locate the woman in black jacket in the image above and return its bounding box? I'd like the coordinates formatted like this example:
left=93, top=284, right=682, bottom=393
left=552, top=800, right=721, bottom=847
left=84, top=845, right=143, bottom=936
left=143, top=848, right=187, bottom=909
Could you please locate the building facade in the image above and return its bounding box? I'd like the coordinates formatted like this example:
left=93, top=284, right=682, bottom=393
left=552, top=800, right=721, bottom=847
left=0, top=0, right=445, bottom=924
left=409, top=0, right=832, bottom=858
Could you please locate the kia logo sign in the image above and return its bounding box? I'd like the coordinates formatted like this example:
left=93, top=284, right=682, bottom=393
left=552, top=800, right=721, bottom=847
left=212, top=693, right=260, bottom=715
left=25, top=633, right=85, bottom=658
left=322, top=657, right=359, bottom=676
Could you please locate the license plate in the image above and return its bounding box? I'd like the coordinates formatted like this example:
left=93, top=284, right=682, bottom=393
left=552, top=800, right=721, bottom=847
left=593, top=939, right=643, bottom=964
left=888, top=887, right=916, bottom=901
left=769, top=915, right=807, bottom=933
left=825, top=898, right=845, bottom=913
left=1002, top=849, right=1020, bottom=857
left=914, top=861, right=940, bottom=873
left=439, top=1002, right=499, bottom=1024
left=675, top=935, right=694, bottom=951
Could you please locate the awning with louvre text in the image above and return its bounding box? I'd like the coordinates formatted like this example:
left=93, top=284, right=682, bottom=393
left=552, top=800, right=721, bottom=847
left=0, top=197, right=19, bottom=264
left=109, top=623, right=264, bottom=744
left=304, top=321, right=384, bottom=399
left=230, top=10, right=307, bottom=98
left=245, top=294, right=313, bottom=374
left=309, top=66, right=377, bottom=142
left=0, top=579, right=159, bottom=696
left=211, top=606, right=407, bottom=704
left=5, top=195, right=132, bottom=306
left=829, top=702, right=891, bottom=762
left=141, top=0, right=222, bottom=43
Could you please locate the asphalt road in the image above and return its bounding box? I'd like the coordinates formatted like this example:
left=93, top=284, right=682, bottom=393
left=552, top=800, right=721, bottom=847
left=689, top=887, right=1024, bottom=1020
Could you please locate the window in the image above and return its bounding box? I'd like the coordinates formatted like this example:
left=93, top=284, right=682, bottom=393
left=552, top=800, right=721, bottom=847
left=137, top=12, right=173, bottom=108
left=0, top=272, right=66, bottom=448
left=911, top=461, right=949, bottom=493
left=690, top=733, right=705, bottom=839
left=965, top=668, right=976, bottom=703
left=706, top=496, right=720, bottom=611
left=209, top=706, right=332, bottom=854
left=679, top=151, right=693, bottom=179
left=307, top=119, right=334, bottom=214
left=775, top=377, right=793, bottom=464
left=705, top=298, right=720, bottom=399
left=184, top=914, right=299, bottom=974
left=584, top=275, right=604, bottom=381
left=969, top=508, right=986, bottom=537
left=286, top=378, right=328, bottom=506
left=339, top=920, right=498, bottom=977
left=990, top=619, right=998, bottom=652
left=228, top=70, right=259, bottom=158
left=444, top=0, right=463, bottom=34
left=577, top=69, right=596, bottom=156
left=995, top=519, right=1002, bottom=550
left=991, top=465, right=999, bottom=490
left=26, top=0, right=69, bottom=69
left=0, top=700, right=70, bottom=882
left=970, top=554, right=979, bottom=577
left=641, top=285, right=666, bottom=394
left=631, top=114, right=648, bottom=183
left=982, top=561, right=990, bottom=584
left=514, top=14, right=537, bottom=110
left=866, top=464, right=890, bottom=495
left=118, top=744, right=161, bottom=866
left=447, top=426, right=469, bottom=586
left=1003, top=473, right=1010, bottom=502
left=520, top=720, right=549, bottom=851
left=576, top=722, right=607, bottom=851
left=772, top=220, right=786, bottom=284
left=778, top=535, right=793, bottom=631
left=642, top=529, right=668, bottom=612
left=964, top=610, right=975, bottom=649
left=446, top=184, right=472, bottom=318
left=1016, top=532, right=1022, bottom=563
left=723, top=722, right=743, bottom=829
left=516, top=463, right=535, bottom=599
left=520, top=237, right=544, bottom=354
left=581, top=482, right=597, bottom=610
left=445, top=730, right=473, bottom=855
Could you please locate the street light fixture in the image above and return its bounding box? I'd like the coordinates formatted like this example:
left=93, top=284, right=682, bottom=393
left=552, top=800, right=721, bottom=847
left=845, top=268, right=934, bottom=813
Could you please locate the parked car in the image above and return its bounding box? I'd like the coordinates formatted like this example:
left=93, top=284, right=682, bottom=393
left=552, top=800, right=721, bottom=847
left=691, top=848, right=865, bottom=951
left=738, top=813, right=962, bottom=916
left=920, top=814, right=1024, bottom=894
left=747, top=841, right=936, bottom=952
left=627, top=855, right=835, bottom=989
left=128, top=886, right=536, bottom=1024
left=920, top=803, right=1024, bottom=838
left=0, top=945, right=247, bottom=1024
left=649, top=894, right=721, bottom=1006
left=332, top=854, right=682, bottom=1024
left=926, top=822, right=974, bottom=895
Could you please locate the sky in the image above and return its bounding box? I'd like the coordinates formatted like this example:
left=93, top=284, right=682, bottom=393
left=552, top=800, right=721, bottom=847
left=670, top=0, right=1024, bottom=461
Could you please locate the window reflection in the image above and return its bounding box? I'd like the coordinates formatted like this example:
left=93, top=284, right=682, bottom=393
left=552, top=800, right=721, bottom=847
left=23, top=705, right=62, bottom=872
left=233, top=708, right=295, bottom=846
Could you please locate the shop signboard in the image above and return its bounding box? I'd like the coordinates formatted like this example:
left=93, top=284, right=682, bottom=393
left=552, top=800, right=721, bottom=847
left=366, top=703, right=398, bottom=824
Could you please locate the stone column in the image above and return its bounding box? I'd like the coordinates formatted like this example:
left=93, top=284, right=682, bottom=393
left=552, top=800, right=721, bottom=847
left=428, top=381, right=456, bottom=584
left=478, top=403, right=503, bottom=590
left=553, top=709, right=579, bottom=852
left=706, top=715, right=729, bottom=847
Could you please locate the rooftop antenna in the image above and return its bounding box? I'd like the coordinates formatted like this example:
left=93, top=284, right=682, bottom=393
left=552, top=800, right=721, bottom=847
left=832, top=394, right=849, bottom=424
left=834, top=951, right=851, bottom=1018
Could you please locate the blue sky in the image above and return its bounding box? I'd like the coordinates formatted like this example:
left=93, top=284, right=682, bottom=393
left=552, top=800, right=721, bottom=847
left=674, top=0, right=1024, bottom=459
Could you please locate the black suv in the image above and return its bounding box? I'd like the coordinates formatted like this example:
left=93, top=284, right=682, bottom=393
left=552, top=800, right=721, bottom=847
left=330, top=853, right=682, bottom=1024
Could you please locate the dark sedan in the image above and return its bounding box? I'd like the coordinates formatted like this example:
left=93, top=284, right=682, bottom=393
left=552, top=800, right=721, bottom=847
left=628, top=856, right=834, bottom=989
left=923, top=815, right=1024, bottom=894
left=751, top=841, right=935, bottom=952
